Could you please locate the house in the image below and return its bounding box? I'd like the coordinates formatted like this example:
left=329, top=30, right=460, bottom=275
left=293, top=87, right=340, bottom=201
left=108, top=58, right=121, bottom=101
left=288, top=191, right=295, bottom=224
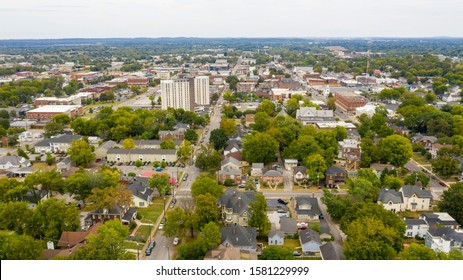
left=425, top=227, right=463, bottom=253
left=261, top=168, right=283, bottom=187
left=420, top=213, right=461, bottom=229
left=0, top=156, right=31, bottom=170
left=404, top=218, right=429, bottom=238
left=377, top=188, right=404, bottom=213
left=319, top=219, right=332, bottom=240
left=430, top=143, right=452, bottom=159
left=219, top=188, right=258, bottom=226
left=204, top=244, right=258, bottom=260
left=85, top=206, right=137, bottom=226
left=251, top=163, right=264, bottom=177
left=57, top=222, right=102, bottom=249
left=94, top=140, right=116, bottom=159
left=106, top=148, right=178, bottom=163
left=127, top=180, right=154, bottom=208
left=56, top=156, right=71, bottom=173
left=320, top=242, right=344, bottom=260
left=284, top=159, right=298, bottom=171
left=218, top=157, right=243, bottom=185
left=117, top=139, right=183, bottom=150
left=279, top=217, right=298, bottom=236
left=224, top=143, right=241, bottom=156
left=220, top=224, right=257, bottom=252
left=294, top=196, right=321, bottom=221
left=34, top=134, right=82, bottom=154
left=411, top=133, right=437, bottom=150
left=337, top=139, right=361, bottom=159
left=370, top=163, right=395, bottom=178
left=325, top=166, right=347, bottom=187
left=293, top=166, right=307, bottom=183
left=295, top=107, right=335, bottom=125
left=268, top=230, right=285, bottom=246
left=299, top=229, right=322, bottom=256
left=400, top=185, right=432, bottom=211
left=158, top=129, right=185, bottom=141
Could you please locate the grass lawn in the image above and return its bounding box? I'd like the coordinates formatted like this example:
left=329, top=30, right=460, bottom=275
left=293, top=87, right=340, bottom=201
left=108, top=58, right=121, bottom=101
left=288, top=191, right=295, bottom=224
left=137, top=197, right=165, bottom=224
left=412, top=153, right=431, bottom=165
left=134, top=225, right=152, bottom=240
left=31, top=162, right=55, bottom=172
left=124, top=241, right=144, bottom=250
left=283, top=239, right=301, bottom=250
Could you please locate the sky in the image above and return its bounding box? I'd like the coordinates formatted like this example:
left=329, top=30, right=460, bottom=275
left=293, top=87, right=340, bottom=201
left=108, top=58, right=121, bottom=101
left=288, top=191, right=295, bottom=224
left=0, top=0, right=462, bottom=39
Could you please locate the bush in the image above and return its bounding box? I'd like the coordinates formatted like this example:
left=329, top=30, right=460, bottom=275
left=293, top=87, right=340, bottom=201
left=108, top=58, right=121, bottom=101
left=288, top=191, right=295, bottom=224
left=128, top=172, right=136, bottom=177
left=135, top=160, right=142, bottom=168
left=129, top=220, right=137, bottom=231
left=224, top=179, right=235, bottom=186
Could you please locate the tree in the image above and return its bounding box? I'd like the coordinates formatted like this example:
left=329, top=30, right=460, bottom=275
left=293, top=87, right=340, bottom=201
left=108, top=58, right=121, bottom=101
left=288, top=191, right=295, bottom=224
left=0, top=178, right=28, bottom=203
left=191, top=175, right=223, bottom=199
left=252, top=112, right=271, bottom=132
left=260, top=245, right=295, bottom=260
left=52, top=113, right=71, bottom=126
left=122, top=138, right=135, bottom=149
left=160, top=140, right=175, bottom=149
left=24, top=169, right=64, bottom=202
left=163, top=207, right=188, bottom=238
left=68, top=139, right=95, bottom=168
left=305, top=154, right=327, bottom=184
left=282, top=135, right=321, bottom=162
left=195, top=194, right=220, bottom=229
left=327, top=97, right=336, bottom=111
left=17, top=147, right=29, bottom=160
left=200, top=222, right=221, bottom=250
left=378, top=135, right=413, bottom=167
left=0, top=231, right=42, bottom=260
left=383, top=175, right=404, bottom=191
left=257, top=99, right=276, bottom=116
left=44, top=121, right=64, bottom=137
left=176, top=239, right=207, bottom=260
left=28, top=198, right=80, bottom=241
left=185, top=129, right=198, bottom=142
left=398, top=243, right=443, bottom=260
left=209, top=128, right=228, bottom=150
left=226, top=76, right=239, bottom=91
left=248, top=193, right=271, bottom=237
left=243, top=132, right=278, bottom=164
left=195, top=144, right=222, bottom=171
left=220, top=118, right=237, bottom=137
left=73, top=220, right=134, bottom=260
left=438, top=183, right=463, bottom=225
left=347, top=178, right=380, bottom=203
left=45, top=153, right=55, bottom=166
left=322, top=189, right=353, bottom=222
left=360, top=137, right=378, bottom=167
left=0, top=201, right=32, bottom=234
left=149, top=173, right=171, bottom=196
left=178, top=140, right=192, bottom=160
left=86, top=186, right=132, bottom=210
left=431, top=155, right=460, bottom=177
left=404, top=172, right=430, bottom=187
left=343, top=217, right=399, bottom=260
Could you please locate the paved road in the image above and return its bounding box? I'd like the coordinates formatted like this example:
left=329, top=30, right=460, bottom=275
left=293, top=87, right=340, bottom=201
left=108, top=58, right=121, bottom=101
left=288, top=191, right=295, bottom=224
left=113, top=86, right=159, bottom=110
left=405, top=159, right=447, bottom=199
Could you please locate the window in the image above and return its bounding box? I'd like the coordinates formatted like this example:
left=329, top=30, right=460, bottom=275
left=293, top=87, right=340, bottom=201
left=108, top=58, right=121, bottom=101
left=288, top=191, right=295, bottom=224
left=139, top=202, right=145, bottom=207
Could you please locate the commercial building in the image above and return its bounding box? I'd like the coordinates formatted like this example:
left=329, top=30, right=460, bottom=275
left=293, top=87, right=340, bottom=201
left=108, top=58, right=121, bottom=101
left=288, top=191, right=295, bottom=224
left=335, top=92, right=368, bottom=112
left=26, top=105, right=84, bottom=120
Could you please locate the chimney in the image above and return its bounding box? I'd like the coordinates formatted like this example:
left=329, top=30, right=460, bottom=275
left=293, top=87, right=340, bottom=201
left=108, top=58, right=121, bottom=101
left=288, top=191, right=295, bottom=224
left=237, top=197, right=242, bottom=208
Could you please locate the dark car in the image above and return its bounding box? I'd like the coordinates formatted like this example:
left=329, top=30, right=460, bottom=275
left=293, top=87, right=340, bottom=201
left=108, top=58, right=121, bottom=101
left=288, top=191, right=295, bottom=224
left=145, top=248, right=152, bottom=256
left=277, top=198, right=288, bottom=205
left=439, top=181, right=447, bottom=187
left=180, top=163, right=186, bottom=168
left=319, top=214, right=325, bottom=219
left=148, top=241, right=156, bottom=249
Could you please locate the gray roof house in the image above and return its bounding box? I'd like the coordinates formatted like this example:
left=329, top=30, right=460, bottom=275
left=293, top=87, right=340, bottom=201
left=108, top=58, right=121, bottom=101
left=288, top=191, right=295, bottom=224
left=268, top=230, right=285, bottom=246
left=294, top=196, right=321, bottom=221
left=56, top=156, right=72, bottom=173
left=220, top=224, right=257, bottom=252
left=405, top=218, right=429, bottom=238
left=251, top=163, right=264, bottom=177
left=420, top=212, right=461, bottom=229
left=296, top=107, right=335, bottom=125
left=293, top=166, right=307, bottom=183
left=0, top=156, right=31, bottom=170
left=219, top=188, right=258, bottom=226
left=127, top=181, right=154, bottom=208
left=425, top=227, right=463, bottom=253
left=400, top=185, right=432, bottom=212
left=320, top=242, right=344, bottom=260
left=34, top=134, right=82, bottom=154
left=299, top=229, right=322, bottom=256
left=377, top=188, right=404, bottom=212
left=95, top=140, right=116, bottom=159
left=279, top=217, right=298, bottom=236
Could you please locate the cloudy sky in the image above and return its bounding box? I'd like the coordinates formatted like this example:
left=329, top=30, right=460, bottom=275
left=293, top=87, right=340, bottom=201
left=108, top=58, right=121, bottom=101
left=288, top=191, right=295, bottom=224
left=0, top=0, right=462, bottom=39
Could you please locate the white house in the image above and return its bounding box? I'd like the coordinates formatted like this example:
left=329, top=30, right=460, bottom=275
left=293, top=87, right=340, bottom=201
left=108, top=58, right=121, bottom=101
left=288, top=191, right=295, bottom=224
left=377, top=188, right=404, bottom=213
left=400, top=185, right=432, bottom=212
left=425, top=228, right=463, bottom=253
left=404, top=218, right=429, bottom=238
left=0, top=156, right=31, bottom=170
left=268, top=230, right=285, bottom=246
left=299, top=229, right=322, bottom=256
left=284, top=159, right=298, bottom=171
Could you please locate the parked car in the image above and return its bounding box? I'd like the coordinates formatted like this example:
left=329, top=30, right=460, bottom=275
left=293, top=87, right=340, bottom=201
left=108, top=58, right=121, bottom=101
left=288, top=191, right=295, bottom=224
left=173, top=237, right=179, bottom=245
left=183, top=173, right=188, bottom=181
left=277, top=198, right=288, bottom=205
left=145, top=248, right=152, bottom=256
left=148, top=241, right=156, bottom=250
left=277, top=209, right=286, bottom=213
left=156, top=167, right=163, bottom=172
left=439, top=181, right=447, bottom=187
left=319, top=214, right=324, bottom=219
left=180, top=163, right=185, bottom=168
left=238, top=184, right=244, bottom=188
left=293, top=251, right=301, bottom=257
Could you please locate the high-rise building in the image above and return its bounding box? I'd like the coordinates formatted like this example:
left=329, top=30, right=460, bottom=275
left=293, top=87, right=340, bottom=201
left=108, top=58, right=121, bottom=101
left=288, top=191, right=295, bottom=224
left=194, top=76, right=210, bottom=106
left=161, top=79, right=194, bottom=111
left=161, top=76, right=210, bottom=111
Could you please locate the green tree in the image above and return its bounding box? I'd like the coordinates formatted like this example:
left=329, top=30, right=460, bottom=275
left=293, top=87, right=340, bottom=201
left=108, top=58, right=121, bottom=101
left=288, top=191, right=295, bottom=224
left=195, top=194, right=220, bottom=229
left=28, top=198, right=80, bottom=241
left=304, top=154, right=327, bottom=183
left=45, top=153, right=55, bottom=166
left=343, top=217, right=399, bottom=260
left=44, top=121, right=64, bottom=137
left=160, top=140, right=175, bottom=149
left=122, top=138, right=135, bottom=149
left=220, top=118, right=237, bottom=137
left=226, top=76, right=240, bottom=91
left=431, top=155, right=460, bottom=177
left=0, top=201, right=32, bottom=234
left=195, top=144, right=222, bottom=171
left=383, top=175, right=404, bottom=191
left=0, top=231, right=42, bottom=260
left=17, top=147, right=29, bottom=160
left=404, top=172, right=430, bottom=187
left=252, top=112, right=272, bottom=132
left=243, top=132, right=278, bottom=164
left=163, top=207, right=188, bottom=238
left=321, top=189, right=353, bottom=222
left=178, top=140, right=192, bottom=160
left=327, top=97, right=336, bottom=111
left=438, top=183, right=463, bottom=225
left=248, top=193, right=271, bottom=237
left=257, top=99, right=276, bottom=116
left=191, top=175, right=223, bottom=199
left=24, top=169, right=64, bottom=202
left=282, top=135, right=321, bottom=162
left=51, top=113, right=72, bottom=125
left=260, top=245, right=295, bottom=260
left=398, top=243, right=442, bottom=260
left=210, top=128, right=228, bottom=150
left=149, top=173, right=171, bottom=196
left=347, top=178, right=380, bottom=203
left=68, top=139, right=95, bottom=168
left=185, top=129, right=198, bottom=142
left=73, top=220, right=134, bottom=260
left=0, top=178, right=28, bottom=203
left=86, top=186, right=132, bottom=210
left=378, top=135, right=413, bottom=167
left=200, top=222, right=221, bottom=250
left=176, top=239, right=207, bottom=260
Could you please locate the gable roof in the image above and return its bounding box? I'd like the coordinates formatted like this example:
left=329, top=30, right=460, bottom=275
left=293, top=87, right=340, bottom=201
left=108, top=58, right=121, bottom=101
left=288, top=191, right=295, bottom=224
left=262, top=168, right=282, bottom=177
left=127, top=181, right=154, bottom=201
left=427, top=227, right=463, bottom=242
left=220, top=224, right=257, bottom=247
left=378, top=188, right=404, bottom=204
left=224, top=143, right=241, bottom=152
left=405, top=218, right=428, bottom=226
left=299, top=229, right=321, bottom=245
left=57, top=222, right=102, bottom=248
left=295, top=196, right=320, bottom=216
left=219, top=188, right=257, bottom=215
left=98, top=140, right=117, bottom=150
left=296, top=107, right=334, bottom=119
left=279, top=217, right=298, bottom=234
left=221, top=157, right=242, bottom=168
left=0, top=156, right=29, bottom=166
left=252, top=163, right=264, bottom=169
left=320, top=242, right=344, bottom=260
left=326, top=166, right=347, bottom=175
left=293, top=166, right=307, bottom=175
left=268, top=230, right=285, bottom=239
left=401, top=185, right=432, bottom=199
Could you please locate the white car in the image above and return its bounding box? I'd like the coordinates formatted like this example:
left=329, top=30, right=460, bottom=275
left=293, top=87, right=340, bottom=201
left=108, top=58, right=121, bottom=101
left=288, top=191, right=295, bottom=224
left=173, top=237, right=179, bottom=245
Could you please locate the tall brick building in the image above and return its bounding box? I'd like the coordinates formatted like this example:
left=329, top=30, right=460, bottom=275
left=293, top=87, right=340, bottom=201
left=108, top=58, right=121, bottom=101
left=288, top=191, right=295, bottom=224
left=335, top=92, right=368, bottom=112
